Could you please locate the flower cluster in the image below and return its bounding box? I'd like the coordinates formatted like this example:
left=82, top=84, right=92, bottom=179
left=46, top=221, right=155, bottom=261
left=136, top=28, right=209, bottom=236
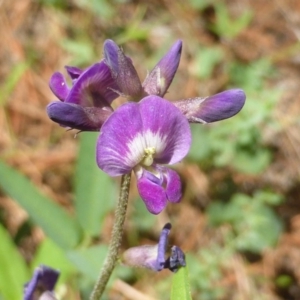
left=47, top=39, right=245, bottom=214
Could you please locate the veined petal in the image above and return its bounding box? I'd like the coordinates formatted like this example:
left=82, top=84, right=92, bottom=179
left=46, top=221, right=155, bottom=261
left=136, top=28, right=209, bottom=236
left=103, top=39, right=143, bottom=99
left=136, top=169, right=168, bottom=214
left=173, top=89, right=246, bottom=123
left=47, top=101, right=112, bottom=131
left=96, top=96, right=191, bottom=176
left=159, top=166, right=182, bottom=203
left=65, top=61, right=119, bottom=107
left=65, top=65, right=83, bottom=81
left=143, top=40, right=182, bottom=97
left=49, top=72, right=70, bottom=101
left=139, top=96, right=191, bottom=165
left=97, top=102, right=143, bottom=175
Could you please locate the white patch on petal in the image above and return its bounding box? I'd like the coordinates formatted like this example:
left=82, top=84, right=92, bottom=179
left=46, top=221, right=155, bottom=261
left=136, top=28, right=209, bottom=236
left=157, top=67, right=165, bottom=93
left=125, top=130, right=167, bottom=167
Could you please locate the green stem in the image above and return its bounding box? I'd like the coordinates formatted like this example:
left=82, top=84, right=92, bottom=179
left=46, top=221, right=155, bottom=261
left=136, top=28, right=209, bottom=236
left=90, top=173, right=131, bottom=300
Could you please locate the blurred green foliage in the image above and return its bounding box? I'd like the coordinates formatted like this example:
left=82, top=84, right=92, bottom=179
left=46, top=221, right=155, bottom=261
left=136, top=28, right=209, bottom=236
left=210, top=3, right=253, bottom=39
left=208, top=191, right=283, bottom=253
left=0, top=63, right=28, bottom=106
left=187, top=247, right=228, bottom=299
left=0, top=224, right=29, bottom=300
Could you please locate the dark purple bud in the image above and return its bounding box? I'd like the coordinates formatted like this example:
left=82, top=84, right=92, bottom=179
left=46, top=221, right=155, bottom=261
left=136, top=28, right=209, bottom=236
left=103, top=39, right=143, bottom=99
left=173, top=89, right=246, bottom=123
left=23, top=265, right=59, bottom=300
left=49, top=72, right=70, bottom=101
left=143, top=40, right=182, bottom=97
left=47, top=101, right=113, bottom=131
left=165, top=246, right=186, bottom=273
left=65, top=65, right=83, bottom=81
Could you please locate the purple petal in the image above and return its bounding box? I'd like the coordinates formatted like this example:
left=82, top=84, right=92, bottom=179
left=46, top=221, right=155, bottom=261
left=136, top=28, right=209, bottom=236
left=139, top=96, right=191, bottom=165
left=103, top=39, right=143, bottom=99
left=65, top=65, right=83, bottom=81
left=156, top=223, right=171, bottom=271
left=65, top=61, right=119, bottom=107
left=122, top=245, right=159, bottom=271
left=97, top=102, right=143, bottom=175
left=143, top=40, right=182, bottom=97
left=160, top=167, right=182, bottom=203
left=49, top=72, right=70, bottom=101
left=173, top=89, right=246, bottom=123
left=137, top=169, right=168, bottom=214
left=39, top=291, right=58, bottom=300
left=47, top=101, right=112, bottom=131
left=24, top=265, right=59, bottom=300
left=96, top=96, right=191, bottom=176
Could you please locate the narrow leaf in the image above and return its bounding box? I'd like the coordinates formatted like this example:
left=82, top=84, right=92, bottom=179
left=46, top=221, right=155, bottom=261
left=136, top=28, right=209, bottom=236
left=0, top=223, right=29, bottom=300
left=74, top=132, right=116, bottom=236
left=0, top=161, right=82, bottom=249
left=67, top=245, right=108, bottom=281
left=171, top=266, right=192, bottom=300
left=0, top=62, right=28, bottom=106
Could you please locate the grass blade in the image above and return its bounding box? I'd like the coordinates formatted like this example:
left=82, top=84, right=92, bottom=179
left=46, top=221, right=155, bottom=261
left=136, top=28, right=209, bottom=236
left=0, top=223, right=29, bottom=300
left=0, top=161, right=82, bottom=249
left=74, top=132, right=116, bottom=236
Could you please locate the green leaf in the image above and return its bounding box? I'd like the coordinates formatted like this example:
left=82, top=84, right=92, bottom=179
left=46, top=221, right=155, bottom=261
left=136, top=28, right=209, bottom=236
left=171, top=266, right=192, bottom=300
left=0, top=223, right=29, bottom=300
left=74, top=132, right=116, bottom=237
left=0, top=161, right=82, bottom=249
left=192, top=47, right=223, bottom=79
left=67, top=245, right=108, bottom=281
left=211, top=3, right=252, bottom=39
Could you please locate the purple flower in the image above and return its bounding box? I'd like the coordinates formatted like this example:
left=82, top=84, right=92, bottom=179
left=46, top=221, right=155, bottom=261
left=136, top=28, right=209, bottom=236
left=47, top=39, right=245, bottom=132
left=103, top=39, right=245, bottom=121
left=96, top=96, right=191, bottom=214
left=46, top=39, right=246, bottom=214
left=122, top=223, right=186, bottom=272
left=103, top=39, right=182, bottom=99
left=24, top=265, right=59, bottom=300
left=47, top=61, right=119, bottom=131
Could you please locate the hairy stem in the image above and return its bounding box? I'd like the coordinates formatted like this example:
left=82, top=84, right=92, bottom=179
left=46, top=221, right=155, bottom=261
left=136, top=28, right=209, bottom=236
left=90, top=173, right=131, bottom=300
